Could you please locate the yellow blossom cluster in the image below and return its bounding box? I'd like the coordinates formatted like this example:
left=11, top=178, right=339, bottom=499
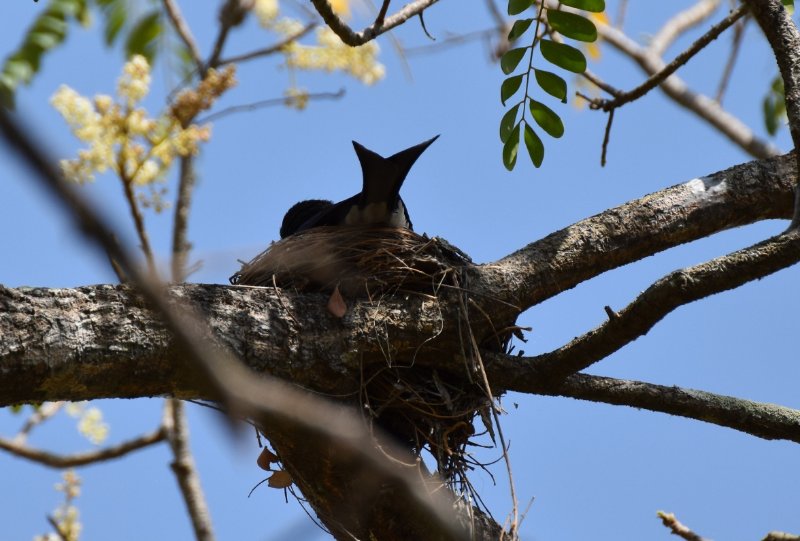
left=285, top=27, right=385, bottom=85
left=253, top=0, right=384, bottom=86
left=51, top=55, right=235, bottom=186
left=65, top=401, right=109, bottom=445
left=34, top=470, right=82, bottom=541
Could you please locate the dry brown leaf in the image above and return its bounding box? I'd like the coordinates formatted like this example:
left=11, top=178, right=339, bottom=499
left=256, top=447, right=279, bottom=470
left=327, top=284, right=347, bottom=318
left=267, top=470, right=293, bottom=489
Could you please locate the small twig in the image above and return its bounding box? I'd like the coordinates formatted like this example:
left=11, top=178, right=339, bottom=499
left=121, top=175, right=158, bottom=277
left=600, top=108, right=614, bottom=166
left=657, top=511, right=708, bottom=541
left=197, top=89, right=345, bottom=124
left=163, top=399, right=216, bottom=541
left=650, top=0, right=721, bottom=57
left=46, top=515, right=69, bottom=541
left=217, top=23, right=317, bottom=66
left=715, top=14, right=747, bottom=103
left=614, top=0, right=629, bottom=28
left=592, top=4, right=748, bottom=113
left=309, top=0, right=440, bottom=46
left=0, top=428, right=166, bottom=468
left=582, top=69, right=624, bottom=98
left=207, top=0, right=250, bottom=71
left=162, top=0, right=204, bottom=71
left=376, top=0, right=391, bottom=27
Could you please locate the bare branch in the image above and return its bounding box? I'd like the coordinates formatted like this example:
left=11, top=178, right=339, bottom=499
left=162, top=0, right=204, bottom=71
left=217, top=23, right=317, bottom=66
left=650, top=0, right=721, bottom=57
left=763, top=533, right=800, bottom=541
left=197, top=89, right=345, bottom=124
left=0, top=428, right=166, bottom=468
left=715, top=14, right=747, bottom=103
left=591, top=4, right=748, bottom=113
left=489, top=228, right=800, bottom=384
left=171, top=156, right=196, bottom=282
left=528, top=373, right=800, bottom=444
left=657, top=511, right=709, bottom=541
left=595, top=16, right=780, bottom=159
left=485, top=153, right=795, bottom=318
left=13, top=402, right=63, bottom=444
left=744, top=0, right=800, bottom=227
left=310, top=0, right=440, bottom=46
left=163, top=399, right=215, bottom=541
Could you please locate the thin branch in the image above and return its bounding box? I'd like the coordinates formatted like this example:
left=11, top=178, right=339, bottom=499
left=592, top=4, right=748, bottom=113
left=163, top=399, right=215, bottom=541
left=207, top=0, right=250, bottom=71
left=531, top=373, right=800, bottom=444
left=0, top=428, right=166, bottom=468
left=595, top=13, right=779, bottom=159
left=744, top=0, right=800, bottom=228
left=197, top=89, right=345, bottom=124
left=171, top=156, right=196, bottom=282
left=162, top=0, right=203, bottom=71
left=715, top=14, right=747, bottom=103
left=13, top=402, right=63, bottom=445
left=217, top=23, right=317, bottom=66
left=310, top=0, right=440, bottom=46
left=121, top=176, right=158, bottom=277
left=376, top=0, right=391, bottom=27
left=650, top=0, right=721, bottom=57
left=490, top=228, right=800, bottom=384
left=657, top=511, right=709, bottom=541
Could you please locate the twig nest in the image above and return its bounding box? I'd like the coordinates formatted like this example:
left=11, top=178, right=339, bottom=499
left=230, top=226, right=472, bottom=296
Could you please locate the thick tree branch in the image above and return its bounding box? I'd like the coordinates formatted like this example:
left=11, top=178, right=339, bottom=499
left=310, top=0, right=440, bottom=46
left=595, top=17, right=780, bottom=159
left=489, top=228, right=800, bottom=383
left=0, top=427, right=166, bottom=468
left=744, top=0, right=800, bottom=227
left=483, top=152, right=795, bottom=317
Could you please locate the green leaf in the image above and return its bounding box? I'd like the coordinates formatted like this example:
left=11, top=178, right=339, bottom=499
left=501, top=74, right=524, bottom=105
left=763, top=97, right=779, bottom=135
left=547, top=10, right=597, bottom=42
left=0, top=0, right=91, bottom=109
left=534, top=69, right=567, bottom=102
left=782, top=0, right=794, bottom=15
left=540, top=39, right=587, bottom=73
left=508, top=0, right=534, bottom=15
left=559, top=0, right=606, bottom=12
left=501, top=47, right=528, bottom=75
left=524, top=123, right=544, bottom=167
left=102, top=1, right=128, bottom=46
left=503, top=124, right=521, bottom=170
left=500, top=103, right=520, bottom=142
left=508, top=18, right=534, bottom=41
left=125, top=10, right=162, bottom=62
left=530, top=100, right=564, bottom=138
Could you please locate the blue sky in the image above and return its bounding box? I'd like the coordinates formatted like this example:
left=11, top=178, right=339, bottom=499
left=1, top=2, right=799, bottom=540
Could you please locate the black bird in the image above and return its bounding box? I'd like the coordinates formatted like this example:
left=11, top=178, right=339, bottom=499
left=279, top=136, right=439, bottom=238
